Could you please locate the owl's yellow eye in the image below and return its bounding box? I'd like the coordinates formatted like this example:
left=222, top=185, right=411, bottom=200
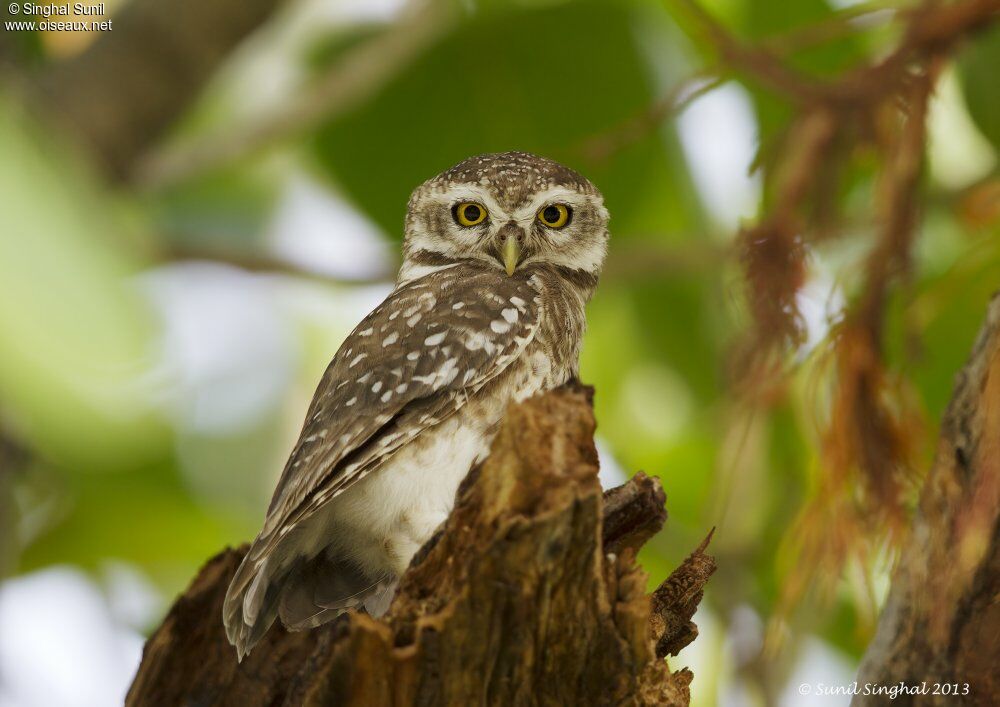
left=453, top=202, right=488, bottom=227
left=537, top=203, right=571, bottom=229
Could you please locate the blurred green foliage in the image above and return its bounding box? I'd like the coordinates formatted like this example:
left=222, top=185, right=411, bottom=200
left=2, top=0, right=999, bottom=701
left=958, top=23, right=1000, bottom=149
left=313, top=1, right=702, bottom=237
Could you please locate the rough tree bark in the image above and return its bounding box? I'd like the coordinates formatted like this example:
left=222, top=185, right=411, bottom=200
left=126, top=385, right=715, bottom=706
left=854, top=295, right=1000, bottom=705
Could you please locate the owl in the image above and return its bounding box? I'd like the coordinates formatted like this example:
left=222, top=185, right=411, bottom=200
left=223, top=151, right=609, bottom=659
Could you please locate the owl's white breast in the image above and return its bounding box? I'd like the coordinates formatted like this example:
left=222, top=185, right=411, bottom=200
left=321, top=352, right=563, bottom=579
left=321, top=405, right=495, bottom=578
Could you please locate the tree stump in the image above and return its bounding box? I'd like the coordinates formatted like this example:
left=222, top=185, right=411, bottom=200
left=126, top=384, right=715, bottom=706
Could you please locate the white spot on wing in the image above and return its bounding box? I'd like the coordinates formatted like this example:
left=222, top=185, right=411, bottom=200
left=491, top=320, right=511, bottom=334
left=425, top=332, right=446, bottom=346
left=434, top=358, right=459, bottom=389
left=464, top=330, right=497, bottom=355
left=383, top=332, right=399, bottom=346
left=501, top=308, right=518, bottom=323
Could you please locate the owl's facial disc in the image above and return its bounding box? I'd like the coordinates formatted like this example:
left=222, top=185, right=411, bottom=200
left=400, top=153, right=609, bottom=284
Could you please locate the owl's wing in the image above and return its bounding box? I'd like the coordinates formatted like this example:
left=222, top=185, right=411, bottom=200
left=256, top=265, right=541, bottom=557
left=225, top=266, right=542, bottom=655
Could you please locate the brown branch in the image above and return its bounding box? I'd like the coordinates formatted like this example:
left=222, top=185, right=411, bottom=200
left=582, top=0, right=905, bottom=162
left=126, top=385, right=714, bottom=706
left=664, top=0, right=824, bottom=102
left=667, top=0, right=1000, bottom=107
left=888, top=0, right=1000, bottom=66
left=852, top=294, right=1000, bottom=706
left=161, top=243, right=397, bottom=285
left=33, top=0, right=289, bottom=180
left=828, top=0, right=999, bottom=105
left=587, top=0, right=995, bottom=190
left=764, top=66, right=936, bottom=618
left=757, top=1, right=905, bottom=55
left=160, top=240, right=728, bottom=287
left=650, top=530, right=716, bottom=659
left=580, top=72, right=724, bottom=162
left=732, top=0, right=997, bottom=363
left=136, top=0, right=455, bottom=190
left=602, top=471, right=669, bottom=556
left=713, top=0, right=998, bottom=635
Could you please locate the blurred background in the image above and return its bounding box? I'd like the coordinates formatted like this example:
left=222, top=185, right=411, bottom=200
left=0, top=0, right=998, bottom=705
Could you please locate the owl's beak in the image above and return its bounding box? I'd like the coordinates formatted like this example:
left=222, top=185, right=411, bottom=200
left=502, top=236, right=521, bottom=276
left=496, top=222, right=524, bottom=276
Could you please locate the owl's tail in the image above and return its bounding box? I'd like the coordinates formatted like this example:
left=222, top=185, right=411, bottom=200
left=222, top=541, right=392, bottom=660
left=223, top=545, right=284, bottom=661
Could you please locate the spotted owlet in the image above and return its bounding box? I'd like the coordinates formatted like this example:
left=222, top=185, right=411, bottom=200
left=223, top=151, right=609, bottom=658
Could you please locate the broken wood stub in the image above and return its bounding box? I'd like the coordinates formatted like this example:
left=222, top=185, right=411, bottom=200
left=127, top=384, right=714, bottom=706
left=650, top=531, right=716, bottom=660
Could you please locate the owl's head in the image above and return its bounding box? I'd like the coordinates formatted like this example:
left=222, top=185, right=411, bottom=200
left=400, top=152, right=609, bottom=284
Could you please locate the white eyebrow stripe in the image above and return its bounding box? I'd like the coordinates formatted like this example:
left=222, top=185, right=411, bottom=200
left=515, top=186, right=587, bottom=219
left=433, top=186, right=507, bottom=220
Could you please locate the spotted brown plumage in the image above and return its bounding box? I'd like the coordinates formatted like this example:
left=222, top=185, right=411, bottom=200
left=224, top=152, right=609, bottom=659
left=260, top=267, right=541, bottom=548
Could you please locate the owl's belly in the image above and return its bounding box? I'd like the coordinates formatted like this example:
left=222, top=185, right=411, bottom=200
left=323, top=356, right=566, bottom=579
left=324, top=408, right=493, bottom=577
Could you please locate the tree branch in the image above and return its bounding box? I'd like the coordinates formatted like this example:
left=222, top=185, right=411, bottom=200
left=135, top=0, right=456, bottom=190
left=33, top=0, right=288, bottom=180
left=126, top=385, right=714, bottom=706
left=853, top=294, right=1000, bottom=705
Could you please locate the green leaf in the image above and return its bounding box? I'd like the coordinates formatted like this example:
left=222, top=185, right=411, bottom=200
left=1, top=4, right=45, bottom=65
left=16, top=459, right=252, bottom=594
left=685, top=0, right=869, bottom=181
left=957, top=24, right=1000, bottom=149
left=150, top=165, right=278, bottom=258
left=311, top=1, right=703, bottom=240
left=0, top=96, right=168, bottom=471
